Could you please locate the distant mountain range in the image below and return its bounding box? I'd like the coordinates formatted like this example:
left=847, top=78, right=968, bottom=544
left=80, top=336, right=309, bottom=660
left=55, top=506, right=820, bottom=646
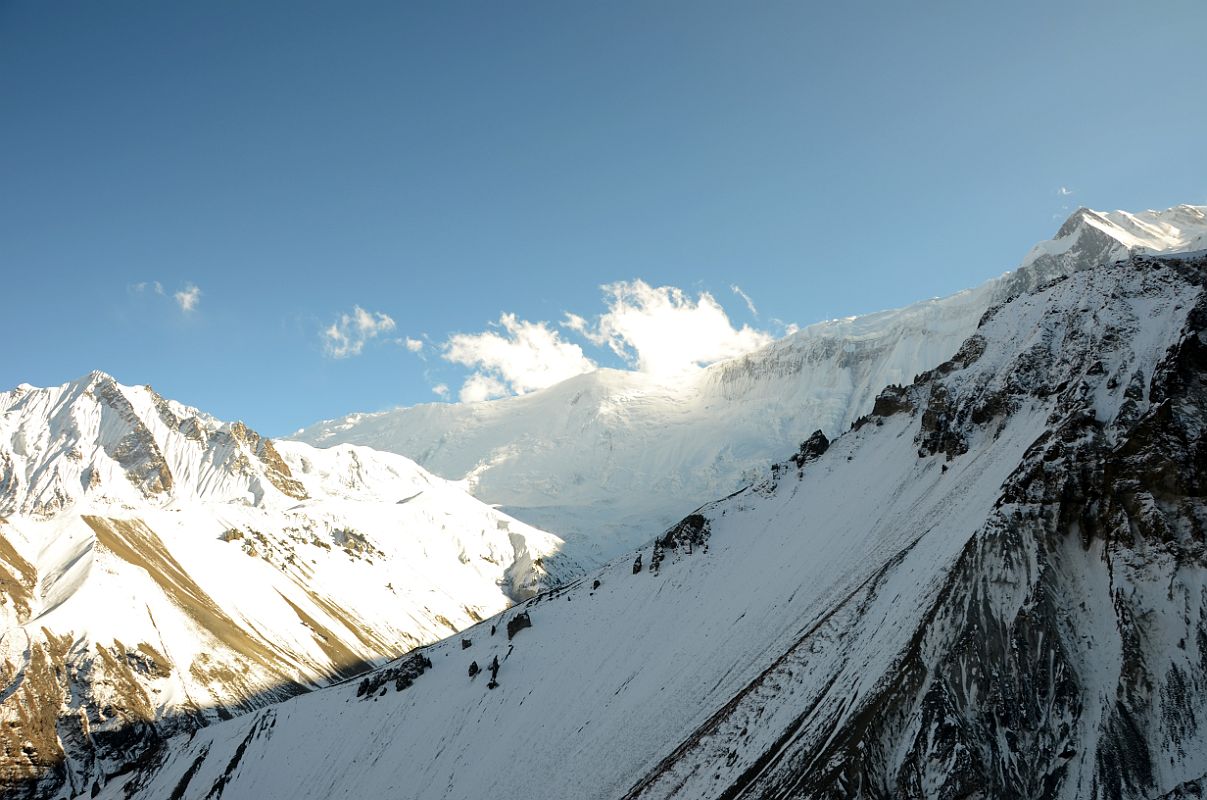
left=4, top=203, right=1207, bottom=799
left=84, top=244, right=1207, bottom=800
left=294, top=205, right=1207, bottom=564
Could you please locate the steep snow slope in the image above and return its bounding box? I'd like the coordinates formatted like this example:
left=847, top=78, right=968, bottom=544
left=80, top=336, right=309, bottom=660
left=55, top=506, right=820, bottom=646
left=294, top=204, right=1207, bottom=563
left=95, top=252, right=1207, bottom=800
left=0, top=373, right=566, bottom=797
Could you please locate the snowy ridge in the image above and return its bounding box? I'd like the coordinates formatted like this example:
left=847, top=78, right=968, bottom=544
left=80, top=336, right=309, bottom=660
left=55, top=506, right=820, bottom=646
left=91, top=251, right=1207, bottom=800
left=293, top=204, right=1207, bottom=564
left=0, top=374, right=566, bottom=796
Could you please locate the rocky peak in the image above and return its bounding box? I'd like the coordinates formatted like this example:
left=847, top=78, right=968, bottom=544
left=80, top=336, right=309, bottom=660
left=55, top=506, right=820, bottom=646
left=1054, top=206, right=1102, bottom=239
left=0, top=373, right=315, bottom=516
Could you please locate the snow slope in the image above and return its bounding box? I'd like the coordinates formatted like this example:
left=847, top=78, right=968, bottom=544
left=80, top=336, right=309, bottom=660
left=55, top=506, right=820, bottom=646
left=0, top=373, right=567, bottom=796
left=93, top=251, right=1207, bottom=800
left=294, top=204, right=1207, bottom=564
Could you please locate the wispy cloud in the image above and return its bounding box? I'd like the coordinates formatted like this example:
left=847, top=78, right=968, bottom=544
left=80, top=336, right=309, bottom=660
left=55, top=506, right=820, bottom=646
left=730, top=284, right=759, bottom=317
left=130, top=280, right=201, bottom=314
left=403, top=337, right=424, bottom=353
left=1053, top=186, right=1077, bottom=219
left=322, top=306, right=396, bottom=358
left=129, top=281, right=165, bottom=296
left=174, top=283, right=202, bottom=313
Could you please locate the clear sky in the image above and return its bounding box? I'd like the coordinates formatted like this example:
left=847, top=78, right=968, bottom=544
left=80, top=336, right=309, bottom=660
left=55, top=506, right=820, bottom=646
left=3, top=1, right=1205, bottom=436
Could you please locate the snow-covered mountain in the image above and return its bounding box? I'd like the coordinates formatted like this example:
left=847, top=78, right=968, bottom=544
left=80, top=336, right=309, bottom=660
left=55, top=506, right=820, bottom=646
left=0, top=372, right=567, bottom=797
left=87, top=249, right=1207, bottom=800
left=293, top=205, right=1207, bottom=564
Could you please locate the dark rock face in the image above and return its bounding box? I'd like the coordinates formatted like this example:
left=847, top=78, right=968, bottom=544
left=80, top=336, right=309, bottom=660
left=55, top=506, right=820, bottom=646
left=791, top=431, right=830, bottom=468
left=506, top=611, right=532, bottom=640
left=94, top=378, right=174, bottom=502
left=660, top=514, right=710, bottom=551
left=651, top=514, right=711, bottom=574
left=226, top=419, right=308, bottom=501
left=916, top=383, right=969, bottom=460
left=870, top=386, right=913, bottom=419
left=355, top=652, right=433, bottom=699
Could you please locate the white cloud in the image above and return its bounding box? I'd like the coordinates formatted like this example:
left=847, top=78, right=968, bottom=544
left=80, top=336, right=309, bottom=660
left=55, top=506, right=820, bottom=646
left=129, top=280, right=166, bottom=296
left=569, top=280, right=773, bottom=375
left=436, top=280, right=774, bottom=403
left=563, top=312, right=590, bottom=334
left=731, top=284, right=759, bottom=317
left=458, top=373, right=510, bottom=403
left=432, top=383, right=449, bottom=398
left=404, top=337, right=424, bottom=353
left=322, top=306, right=397, bottom=358
left=1058, top=186, right=1074, bottom=196
left=443, top=313, right=596, bottom=402
left=174, top=283, right=201, bottom=313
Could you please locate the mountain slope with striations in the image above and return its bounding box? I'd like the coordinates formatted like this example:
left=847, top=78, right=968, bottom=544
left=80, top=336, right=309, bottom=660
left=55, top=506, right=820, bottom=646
left=91, top=249, right=1207, bottom=800
left=294, top=205, right=1207, bottom=565
left=0, top=373, right=567, bottom=798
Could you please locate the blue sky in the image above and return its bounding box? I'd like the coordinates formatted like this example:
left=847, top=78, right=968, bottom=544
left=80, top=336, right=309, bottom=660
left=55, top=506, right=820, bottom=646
left=3, top=1, right=1205, bottom=436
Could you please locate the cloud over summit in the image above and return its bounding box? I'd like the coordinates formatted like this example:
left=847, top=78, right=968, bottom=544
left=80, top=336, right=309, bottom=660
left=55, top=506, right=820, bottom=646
left=565, top=280, right=773, bottom=376
left=438, top=280, right=775, bottom=402
left=443, top=314, right=596, bottom=402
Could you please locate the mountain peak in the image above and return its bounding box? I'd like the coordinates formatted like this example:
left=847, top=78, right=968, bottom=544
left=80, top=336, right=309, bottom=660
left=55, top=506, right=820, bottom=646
left=79, top=368, right=117, bottom=388
left=0, top=373, right=303, bottom=516
left=1051, top=203, right=1207, bottom=253
left=1054, top=206, right=1100, bottom=239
